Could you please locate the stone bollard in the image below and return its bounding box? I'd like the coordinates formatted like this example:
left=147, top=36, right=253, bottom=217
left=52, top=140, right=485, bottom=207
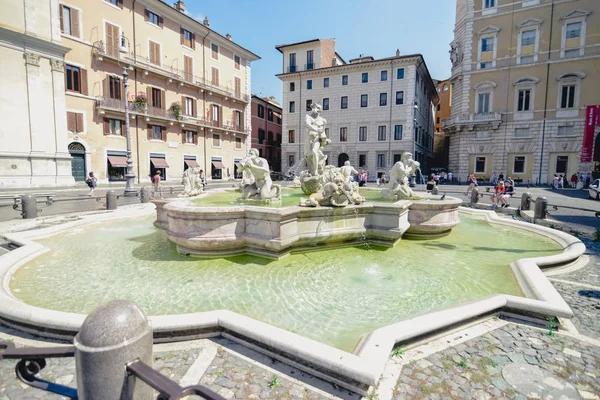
left=21, top=195, right=38, bottom=219
left=75, top=300, right=153, bottom=400
left=106, top=190, right=117, bottom=210
left=520, top=192, right=532, bottom=211
left=140, top=186, right=150, bottom=203
left=470, top=188, right=479, bottom=205
left=534, top=196, right=547, bottom=219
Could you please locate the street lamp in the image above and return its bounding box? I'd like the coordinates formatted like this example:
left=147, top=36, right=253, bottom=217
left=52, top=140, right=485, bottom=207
left=119, top=33, right=137, bottom=196
left=410, top=102, right=419, bottom=187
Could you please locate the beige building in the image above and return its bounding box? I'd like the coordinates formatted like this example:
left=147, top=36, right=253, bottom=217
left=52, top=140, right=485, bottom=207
left=57, top=0, right=258, bottom=183
left=444, top=0, right=600, bottom=184
left=432, top=78, right=452, bottom=168
left=0, top=0, right=74, bottom=188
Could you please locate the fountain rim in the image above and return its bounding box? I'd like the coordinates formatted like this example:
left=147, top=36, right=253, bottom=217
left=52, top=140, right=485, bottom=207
left=0, top=204, right=585, bottom=394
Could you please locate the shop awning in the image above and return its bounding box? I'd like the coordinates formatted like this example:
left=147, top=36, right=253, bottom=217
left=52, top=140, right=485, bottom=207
left=212, top=160, right=225, bottom=169
left=184, top=159, right=200, bottom=168
left=150, top=157, right=170, bottom=168
left=107, top=155, right=127, bottom=167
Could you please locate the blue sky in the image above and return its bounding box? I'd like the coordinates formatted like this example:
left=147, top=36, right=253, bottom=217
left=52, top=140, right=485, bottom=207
left=185, top=0, right=456, bottom=103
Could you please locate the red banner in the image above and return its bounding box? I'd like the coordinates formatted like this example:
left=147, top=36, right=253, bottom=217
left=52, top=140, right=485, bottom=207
left=581, top=105, right=597, bottom=163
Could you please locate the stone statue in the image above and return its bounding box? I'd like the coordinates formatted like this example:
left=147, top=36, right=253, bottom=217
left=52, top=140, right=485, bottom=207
left=382, top=152, right=421, bottom=200
left=180, top=167, right=204, bottom=197
left=239, top=148, right=281, bottom=201
left=340, top=161, right=358, bottom=183
left=305, top=103, right=330, bottom=176
left=449, top=41, right=463, bottom=67
left=300, top=166, right=364, bottom=207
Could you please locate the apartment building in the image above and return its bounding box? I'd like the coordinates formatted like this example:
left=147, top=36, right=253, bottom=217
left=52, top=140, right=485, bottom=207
left=444, top=0, right=600, bottom=184
left=251, top=96, right=282, bottom=173
left=58, top=0, right=259, bottom=183
left=432, top=78, right=452, bottom=168
left=0, top=0, right=74, bottom=187
left=276, top=39, right=438, bottom=180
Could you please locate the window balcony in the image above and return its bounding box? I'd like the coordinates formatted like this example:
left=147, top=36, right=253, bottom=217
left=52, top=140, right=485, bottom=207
left=287, top=65, right=297, bottom=73
left=442, top=112, right=503, bottom=131
left=305, top=63, right=314, bottom=70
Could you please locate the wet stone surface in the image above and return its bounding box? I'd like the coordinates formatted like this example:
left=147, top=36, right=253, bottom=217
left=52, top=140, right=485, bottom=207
left=392, top=324, right=600, bottom=400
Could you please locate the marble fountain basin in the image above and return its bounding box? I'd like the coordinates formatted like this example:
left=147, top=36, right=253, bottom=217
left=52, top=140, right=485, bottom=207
left=153, top=188, right=463, bottom=259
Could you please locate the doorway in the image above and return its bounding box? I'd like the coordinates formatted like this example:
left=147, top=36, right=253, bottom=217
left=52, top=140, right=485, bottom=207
left=337, top=153, right=349, bottom=167
left=68, top=142, right=86, bottom=181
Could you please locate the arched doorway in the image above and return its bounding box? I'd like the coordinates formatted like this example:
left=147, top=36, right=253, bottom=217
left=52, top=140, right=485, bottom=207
left=337, top=153, right=349, bottom=167
left=68, top=142, right=86, bottom=181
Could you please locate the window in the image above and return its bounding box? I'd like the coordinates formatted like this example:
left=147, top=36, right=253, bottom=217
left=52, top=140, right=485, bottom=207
left=342, top=75, right=348, bottom=85
left=306, top=99, right=312, bottom=111
left=322, top=98, right=329, bottom=110
left=514, top=127, right=530, bottom=137
left=212, top=133, right=220, bottom=146
left=149, top=41, right=161, bottom=65
left=557, top=126, right=573, bottom=136
left=307, top=80, right=312, bottom=90
left=566, top=22, right=582, bottom=39
left=152, top=125, right=162, bottom=140
left=184, top=97, right=194, bottom=116
left=288, top=154, right=295, bottom=167
left=60, top=5, right=79, bottom=37
left=517, top=89, right=531, bottom=112
left=234, top=55, right=241, bottom=70
left=341, top=96, right=348, bottom=109
left=65, top=64, right=81, bottom=93
left=361, top=94, right=368, bottom=108
left=323, top=77, right=329, bottom=88
left=258, top=128, right=265, bottom=144
left=257, top=104, right=264, bottom=118
left=184, top=130, right=195, bottom=144
left=108, top=76, right=121, bottom=99
left=475, top=157, right=486, bottom=173
left=484, top=0, right=495, bottom=8
left=377, top=154, right=385, bottom=168
left=289, top=53, right=296, bottom=72
left=381, top=70, right=388, bottom=81
left=339, top=127, right=348, bottom=142
left=556, top=156, right=568, bottom=174
left=560, top=85, right=575, bottom=109
left=267, top=109, right=273, bottom=122
left=151, top=87, right=162, bottom=108
left=106, top=0, right=118, bottom=5
left=359, top=154, right=367, bottom=168
left=289, top=82, right=295, bottom=92
left=437, top=104, right=441, bottom=111
left=480, top=62, right=492, bottom=69
left=212, top=104, right=220, bottom=123
left=477, top=93, right=490, bottom=113
left=481, top=38, right=494, bottom=52
left=211, top=67, right=219, bottom=86
left=362, top=72, right=368, bottom=83
left=395, top=91, right=404, bottom=105
left=520, top=56, right=534, bottom=64
left=234, top=137, right=242, bottom=149
left=521, top=30, right=535, bottom=46
left=289, top=101, right=295, bottom=113
left=181, top=28, right=193, bottom=48
left=475, top=131, right=490, bottom=139
left=67, top=112, right=84, bottom=133
left=359, top=126, right=367, bottom=141
left=277, top=116, right=281, bottom=124
left=147, top=10, right=160, bottom=25
left=306, top=50, right=314, bottom=69
left=288, top=130, right=295, bottom=143
left=378, top=126, right=386, bottom=141
left=397, top=68, right=404, bottom=79
left=379, top=93, right=387, bottom=107
left=394, top=125, right=403, bottom=140
left=211, top=42, right=219, bottom=60
left=436, top=117, right=440, bottom=124
left=513, top=156, right=525, bottom=174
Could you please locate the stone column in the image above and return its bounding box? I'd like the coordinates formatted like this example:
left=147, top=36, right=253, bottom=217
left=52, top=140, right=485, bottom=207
left=50, top=58, right=75, bottom=185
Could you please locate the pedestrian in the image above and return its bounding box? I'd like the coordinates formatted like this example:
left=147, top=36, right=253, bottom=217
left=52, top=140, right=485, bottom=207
left=491, top=179, right=505, bottom=208
left=465, top=173, right=478, bottom=196
left=563, top=175, right=569, bottom=189
left=558, top=175, right=564, bottom=189
left=500, top=180, right=516, bottom=208
left=199, top=169, right=206, bottom=188
left=448, top=171, right=453, bottom=183
left=152, top=170, right=163, bottom=199
left=570, top=173, right=577, bottom=188
left=86, top=172, right=97, bottom=196
left=552, top=174, right=559, bottom=190
left=491, top=173, right=497, bottom=186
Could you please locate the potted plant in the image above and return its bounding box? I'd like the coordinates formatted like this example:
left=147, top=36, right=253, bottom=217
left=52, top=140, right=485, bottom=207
left=170, top=102, right=182, bottom=120
left=133, top=94, right=147, bottom=112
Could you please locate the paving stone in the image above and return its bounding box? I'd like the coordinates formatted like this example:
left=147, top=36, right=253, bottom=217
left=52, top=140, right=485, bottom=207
left=564, top=348, right=582, bottom=358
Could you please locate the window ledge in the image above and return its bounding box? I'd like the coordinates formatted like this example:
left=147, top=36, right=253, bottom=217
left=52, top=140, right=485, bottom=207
left=554, top=135, right=578, bottom=139
left=147, top=21, right=162, bottom=29
left=482, top=8, right=497, bottom=16
left=513, top=136, right=533, bottom=139
left=514, top=112, right=534, bottom=121
left=182, top=45, right=195, bottom=52
left=522, top=0, right=539, bottom=6
left=66, top=92, right=95, bottom=101
left=102, top=1, right=122, bottom=11
left=183, top=143, right=197, bottom=146
left=149, top=139, right=165, bottom=143
left=556, top=109, right=579, bottom=118
left=61, top=34, right=92, bottom=46
left=107, top=135, right=125, bottom=139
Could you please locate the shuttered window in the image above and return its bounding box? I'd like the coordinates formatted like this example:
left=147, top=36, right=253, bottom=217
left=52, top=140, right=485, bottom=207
left=149, top=41, right=161, bottom=66
left=59, top=5, right=79, bottom=38
left=108, top=76, right=121, bottom=99
left=105, top=22, right=120, bottom=58
left=183, top=55, right=193, bottom=82
left=151, top=87, right=162, bottom=109
left=180, top=28, right=195, bottom=49
left=234, top=77, right=241, bottom=97
left=211, top=67, right=219, bottom=86
left=67, top=112, right=84, bottom=132
left=145, top=10, right=163, bottom=27
left=234, top=55, right=241, bottom=70
left=65, top=64, right=88, bottom=95
left=211, top=43, right=219, bottom=60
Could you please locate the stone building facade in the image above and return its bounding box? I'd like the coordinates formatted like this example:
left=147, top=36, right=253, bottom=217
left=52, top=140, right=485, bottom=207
left=55, top=0, right=259, bottom=184
left=444, top=0, right=600, bottom=184
left=0, top=0, right=74, bottom=188
left=276, top=39, right=438, bottom=181
left=251, top=96, right=282, bottom=173
left=432, top=78, right=452, bottom=169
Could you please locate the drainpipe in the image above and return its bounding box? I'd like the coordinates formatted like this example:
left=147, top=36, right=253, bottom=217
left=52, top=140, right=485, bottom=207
left=538, top=0, right=555, bottom=185
left=201, top=31, right=210, bottom=176
left=387, top=60, right=393, bottom=166
left=132, top=0, right=141, bottom=183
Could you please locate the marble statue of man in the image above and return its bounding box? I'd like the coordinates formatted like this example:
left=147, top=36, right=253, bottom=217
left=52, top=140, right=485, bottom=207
left=305, top=103, right=330, bottom=176
left=240, top=148, right=281, bottom=200
left=340, top=161, right=358, bottom=183
left=387, top=152, right=420, bottom=199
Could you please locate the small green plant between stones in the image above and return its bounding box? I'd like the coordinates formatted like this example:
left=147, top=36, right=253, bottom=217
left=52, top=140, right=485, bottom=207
left=268, top=375, right=280, bottom=388
left=546, top=316, right=558, bottom=337
left=459, top=358, right=468, bottom=369
left=391, top=345, right=406, bottom=358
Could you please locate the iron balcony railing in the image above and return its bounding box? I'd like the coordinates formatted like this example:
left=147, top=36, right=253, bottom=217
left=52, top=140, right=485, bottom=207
left=305, top=63, right=314, bottom=70
left=442, top=112, right=502, bottom=129
left=287, top=65, right=297, bottom=73
left=92, top=41, right=250, bottom=103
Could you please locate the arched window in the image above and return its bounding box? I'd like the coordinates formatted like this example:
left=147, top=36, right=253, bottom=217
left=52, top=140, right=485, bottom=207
left=68, top=142, right=85, bottom=152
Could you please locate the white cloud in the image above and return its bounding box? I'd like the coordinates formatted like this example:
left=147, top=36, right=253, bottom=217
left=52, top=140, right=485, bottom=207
left=183, top=9, right=204, bottom=23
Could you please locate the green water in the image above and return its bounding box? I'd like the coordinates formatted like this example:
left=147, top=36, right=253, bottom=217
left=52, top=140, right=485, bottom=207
left=10, top=215, right=561, bottom=352
left=191, top=188, right=392, bottom=208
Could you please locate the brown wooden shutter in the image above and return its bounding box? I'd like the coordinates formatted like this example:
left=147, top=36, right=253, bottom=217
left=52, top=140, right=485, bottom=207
left=59, top=5, right=64, bottom=32
left=116, top=0, right=123, bottom=9
left=70, top=8, right=79, bottom=38
left=194, top=132, right=199, bottom=145
left=149, top=42, right=156, bottom=65
left=67, top=112, right=76, bottom=131
left=161, top=126, right=167, bottom=141
left=207, top=106, right=212, bottom=121
left=80, top=68, right=88, bottom=95
left=232, top=110, right=235, bottom=127
left=160, top=90, right=165, bottom=109
left=144, top=9, right=149, bottom=21
left=103, top=118, right=110, bottom=135
left=235, top=77, right=241, bottom=95
left=180, top=28, right=184, bottom=45
left=181, top=129, right=186, bottom=144
left=76, top=113, right=84, bottom=132
left=191, top=33, right=196, bottom=49
left=158, top=16, right=164, bottom=28
left=147, top=124, right=152, bottom=140
left=146, top=86, right=152, bottom=106
left=102, top=77, right=109, bottom=97
left=181, top=96, right=185, bottom=115
left=192, top=99, right=197, bottom=117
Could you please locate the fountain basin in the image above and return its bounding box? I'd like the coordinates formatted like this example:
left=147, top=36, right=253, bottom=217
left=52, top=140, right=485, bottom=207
left=405, top=196, right=463, bottom=238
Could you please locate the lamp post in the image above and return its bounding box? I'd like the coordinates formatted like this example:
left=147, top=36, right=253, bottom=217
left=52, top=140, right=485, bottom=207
left=410, top=102, right=419, bottom=187
left=119, top=33, right=137, bottom=196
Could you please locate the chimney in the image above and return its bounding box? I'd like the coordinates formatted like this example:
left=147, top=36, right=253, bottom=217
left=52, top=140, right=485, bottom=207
left=203, top=16, right=210, bottom=27
left=226, top=33, right=232, bottom=41
left=396, top=49, right=401, bottom=57
left=173, top=0, right=185, bottom=13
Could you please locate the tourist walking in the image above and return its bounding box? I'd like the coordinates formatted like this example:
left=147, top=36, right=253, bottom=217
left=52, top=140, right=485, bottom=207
left=552, top=174, right=559, bottom=190
left=86, top=172, right=97, bottom=196
left=465, top=174, right=478, bottom=196
left=152, top=170, right=163, bottom=199
left=570, top=173, right=578, bottom=188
